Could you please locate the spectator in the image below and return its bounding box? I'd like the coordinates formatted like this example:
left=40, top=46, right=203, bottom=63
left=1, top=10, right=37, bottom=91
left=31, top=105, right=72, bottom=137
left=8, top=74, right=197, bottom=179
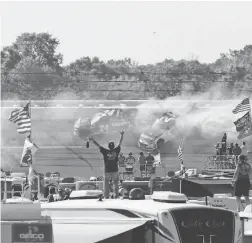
left=57, top=188, right=65, bottom=201
left=124, top=152, right=136, bottom=178
left=125, top=152, right=135, bottom=167
left=240, top=141, right=248, bottom=160
left=232, top=155, right=252, bottom=212
left=146, top=152, right=155, bottom=165
left=118, top=153, right=126, bottom=167
left=138, top=152, right=146, bottom=173
left=228, top=143, right=234, bottom=155
left=233, top=143, right=242, bottom=162
left=64, top=188, right=72, bottom=200
left=89, top=131, right=124, bottom=199
left=221, top=133, right=227, bottom=155
left=145, top=152, right=155, bottom=175
left=215, top=143, right=221, bottom=155
left=118, top=152, right=125, bottom=176
left=221, top=133, right=227, bottom=143
left=47, top=187, right=55, bottom=203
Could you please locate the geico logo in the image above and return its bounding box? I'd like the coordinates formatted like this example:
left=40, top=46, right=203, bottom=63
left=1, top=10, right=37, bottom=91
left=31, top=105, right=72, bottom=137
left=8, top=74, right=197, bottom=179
left=19, top=233, right=44, bottom=239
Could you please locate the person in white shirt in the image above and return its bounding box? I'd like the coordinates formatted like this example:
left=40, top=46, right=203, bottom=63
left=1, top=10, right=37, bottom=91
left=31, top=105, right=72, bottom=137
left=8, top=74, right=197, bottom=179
left=240, top=141, right=248, bottom=160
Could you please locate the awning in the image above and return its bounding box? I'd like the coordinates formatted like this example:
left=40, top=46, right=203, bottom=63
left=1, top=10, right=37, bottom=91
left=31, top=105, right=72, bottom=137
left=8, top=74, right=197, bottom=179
left=52, top=219, right=152, bottom=243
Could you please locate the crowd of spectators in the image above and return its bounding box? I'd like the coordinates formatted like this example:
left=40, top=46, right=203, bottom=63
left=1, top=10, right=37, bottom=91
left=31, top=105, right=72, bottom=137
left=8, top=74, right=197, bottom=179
left=215, top=133, right=248, bottom=161
left=118, top=151, right=156, bottom=177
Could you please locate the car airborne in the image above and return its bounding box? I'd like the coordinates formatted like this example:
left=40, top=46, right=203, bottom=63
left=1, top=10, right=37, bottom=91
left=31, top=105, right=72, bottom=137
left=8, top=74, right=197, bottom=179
left=74, top=108, right=139, bottom=139
left=138, top=112, right=178, bottom=151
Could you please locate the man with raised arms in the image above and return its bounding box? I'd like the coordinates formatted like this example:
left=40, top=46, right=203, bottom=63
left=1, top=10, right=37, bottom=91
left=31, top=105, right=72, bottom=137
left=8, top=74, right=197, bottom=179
left=89, top=131, right=124, bottom=199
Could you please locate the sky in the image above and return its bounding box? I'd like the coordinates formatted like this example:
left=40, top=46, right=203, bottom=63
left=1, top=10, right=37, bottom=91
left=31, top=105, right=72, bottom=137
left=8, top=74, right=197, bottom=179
left=1, top=1, right=252, bottom=66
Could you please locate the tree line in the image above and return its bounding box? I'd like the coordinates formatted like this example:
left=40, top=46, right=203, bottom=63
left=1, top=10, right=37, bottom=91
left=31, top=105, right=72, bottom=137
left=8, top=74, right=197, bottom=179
left=1, top=32, right=252, bottom=100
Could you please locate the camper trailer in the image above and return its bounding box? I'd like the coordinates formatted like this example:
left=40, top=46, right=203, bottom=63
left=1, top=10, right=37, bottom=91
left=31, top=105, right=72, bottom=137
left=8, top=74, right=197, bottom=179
left=41, top=191, right=243, bottom=243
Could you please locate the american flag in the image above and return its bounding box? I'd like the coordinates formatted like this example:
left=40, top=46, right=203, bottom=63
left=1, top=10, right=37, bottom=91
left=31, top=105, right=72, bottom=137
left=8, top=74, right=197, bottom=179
left=232, top=98, right=251, bottom=114
left=9, top=102, right=31, bottom=134
left=178, top=145, right=184, bottom=170
left=20, top=135, right=39, bottom=167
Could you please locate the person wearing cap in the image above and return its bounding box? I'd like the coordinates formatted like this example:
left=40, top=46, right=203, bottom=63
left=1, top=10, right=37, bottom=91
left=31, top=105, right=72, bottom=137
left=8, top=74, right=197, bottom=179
left=232, top=154, right=252, bottom=212
left=89, top=131, right=124, bottom=199
left=125, top=152, right=135, bottom=170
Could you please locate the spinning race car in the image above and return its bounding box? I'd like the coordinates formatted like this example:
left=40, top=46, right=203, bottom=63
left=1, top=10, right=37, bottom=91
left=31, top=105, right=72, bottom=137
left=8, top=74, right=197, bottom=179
left=138, top=112, right=178, bottom=151
left=74, top=108, right=139, bottom=139
left=74, top=108, right=179, bottom=151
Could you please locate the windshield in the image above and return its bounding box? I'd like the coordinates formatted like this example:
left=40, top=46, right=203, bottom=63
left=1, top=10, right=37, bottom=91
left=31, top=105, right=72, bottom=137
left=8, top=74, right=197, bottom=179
left=91, top=109, right=116, bottom=125
left=170, top=208, right=234, bottom=243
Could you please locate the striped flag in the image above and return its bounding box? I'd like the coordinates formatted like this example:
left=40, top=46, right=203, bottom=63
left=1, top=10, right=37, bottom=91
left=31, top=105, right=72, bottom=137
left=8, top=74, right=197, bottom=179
left=178, top=145, right=184, bottom=170
left=232, top=98, right=251, bottom=114
left=20, top=135, right=39, bottom=167
left=23, top=181, right=29, bottom=191
left=28, top=166, right=44, bottom=193
left=9, top=102, right=31, bottom=134
left=234, top=112, right=251, bottom=132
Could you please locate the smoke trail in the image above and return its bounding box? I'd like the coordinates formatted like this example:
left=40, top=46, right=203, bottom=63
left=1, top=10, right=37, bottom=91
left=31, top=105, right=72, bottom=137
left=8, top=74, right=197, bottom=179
left=134, top=83, right=252, bottom=146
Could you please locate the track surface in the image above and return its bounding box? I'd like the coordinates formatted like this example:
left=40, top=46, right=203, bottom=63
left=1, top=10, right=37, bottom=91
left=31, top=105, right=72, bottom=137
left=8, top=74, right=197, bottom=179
left=2, top=102, right=252, bottom=178
left=1, top=146, right=213, bottom=178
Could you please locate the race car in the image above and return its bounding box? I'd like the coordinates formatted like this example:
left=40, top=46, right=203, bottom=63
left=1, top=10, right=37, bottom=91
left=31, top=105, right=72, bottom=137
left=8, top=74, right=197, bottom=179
left=138, top=112, right=178, bottom=151
left=74, top=108, right=139, bottom=139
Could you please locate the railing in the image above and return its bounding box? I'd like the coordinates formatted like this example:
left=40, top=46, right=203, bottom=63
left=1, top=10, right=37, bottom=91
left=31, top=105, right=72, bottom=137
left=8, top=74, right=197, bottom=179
left=1, top=175, right=41, bottom=204
left=204, top=155, right=237, bottom=171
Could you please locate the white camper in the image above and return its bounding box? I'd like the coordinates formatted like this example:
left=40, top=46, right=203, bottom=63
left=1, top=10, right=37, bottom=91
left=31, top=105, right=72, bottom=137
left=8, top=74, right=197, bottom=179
left=41, top=191, right=243, bottom=243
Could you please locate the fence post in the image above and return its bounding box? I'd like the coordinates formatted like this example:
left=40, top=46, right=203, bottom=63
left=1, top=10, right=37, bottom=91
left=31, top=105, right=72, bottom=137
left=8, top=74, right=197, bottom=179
left=37, top=175, right=41, bottom=203
left=4, top=177, right=7, bottom=202
left=21, top=182, right=24, bottom=204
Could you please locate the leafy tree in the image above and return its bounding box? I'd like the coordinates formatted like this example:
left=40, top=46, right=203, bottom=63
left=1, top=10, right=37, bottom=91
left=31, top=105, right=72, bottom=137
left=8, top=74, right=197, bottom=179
left=1, top=32, right=252, bottom=100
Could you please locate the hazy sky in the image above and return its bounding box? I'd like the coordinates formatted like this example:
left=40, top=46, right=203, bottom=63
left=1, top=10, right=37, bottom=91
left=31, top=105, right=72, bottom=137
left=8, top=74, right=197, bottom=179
left=1, top=1, right=252, bottom=65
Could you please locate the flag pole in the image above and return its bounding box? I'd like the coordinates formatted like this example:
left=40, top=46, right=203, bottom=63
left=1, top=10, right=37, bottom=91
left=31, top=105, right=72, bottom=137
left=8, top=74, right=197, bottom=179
left=27, top=98, right=33, bottom=201
left=28, top=99, right=32, bottom=139
left=179, top=138, right=184, bottom=194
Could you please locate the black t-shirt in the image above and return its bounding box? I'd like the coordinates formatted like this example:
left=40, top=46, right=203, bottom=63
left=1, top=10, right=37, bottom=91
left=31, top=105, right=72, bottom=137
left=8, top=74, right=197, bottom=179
left=146, top=155, right=155, bottom=164
left=100, top=146, right=121, bottom=172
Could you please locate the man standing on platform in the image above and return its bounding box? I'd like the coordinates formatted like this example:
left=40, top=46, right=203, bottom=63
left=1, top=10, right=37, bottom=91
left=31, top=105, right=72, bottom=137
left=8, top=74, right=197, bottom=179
left=145, top=152, right=155, bottom=175
left=89, top=131, right=124, bottom=199
left=240, top=141, right=248, bottom=161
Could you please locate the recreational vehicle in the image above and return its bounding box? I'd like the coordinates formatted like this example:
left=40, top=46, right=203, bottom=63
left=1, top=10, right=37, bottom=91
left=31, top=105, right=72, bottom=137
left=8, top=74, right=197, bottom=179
left=40, top=191, right=243, bottom=243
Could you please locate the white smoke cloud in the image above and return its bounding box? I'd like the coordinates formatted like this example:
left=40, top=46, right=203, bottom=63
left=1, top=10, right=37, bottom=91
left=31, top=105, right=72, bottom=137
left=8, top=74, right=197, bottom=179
left=134, top=83, right=252, bottom=145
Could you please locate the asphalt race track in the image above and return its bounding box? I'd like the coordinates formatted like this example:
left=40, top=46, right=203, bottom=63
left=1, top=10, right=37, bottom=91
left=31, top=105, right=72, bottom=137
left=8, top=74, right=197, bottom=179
left=2, top=100, right=252, bottom=178
left=1, top=145, right=214, bottom=178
